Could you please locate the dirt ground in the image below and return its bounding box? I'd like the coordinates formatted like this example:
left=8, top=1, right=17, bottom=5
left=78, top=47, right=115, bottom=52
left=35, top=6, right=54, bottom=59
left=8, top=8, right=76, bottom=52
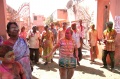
left=32, top=50, right=120, bottom=79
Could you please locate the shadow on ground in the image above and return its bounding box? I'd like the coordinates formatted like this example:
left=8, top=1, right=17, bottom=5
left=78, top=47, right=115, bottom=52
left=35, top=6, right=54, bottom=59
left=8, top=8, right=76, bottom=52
left=75, top=65, right=106, bottom=77
left=33, top=61, right=59, bottom=72
left=32, top=76, right=39, bottom=79
left=109, top=66, right=120, bottom=74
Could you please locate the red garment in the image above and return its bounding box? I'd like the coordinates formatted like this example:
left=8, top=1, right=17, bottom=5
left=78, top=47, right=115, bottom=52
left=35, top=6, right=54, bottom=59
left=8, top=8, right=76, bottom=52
left=0, top=62, right=24, bottom=79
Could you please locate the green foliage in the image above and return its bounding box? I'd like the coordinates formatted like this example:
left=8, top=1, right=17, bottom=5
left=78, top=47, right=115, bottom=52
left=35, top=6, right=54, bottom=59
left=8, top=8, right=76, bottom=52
left=45, top=15, right=53, bottom=25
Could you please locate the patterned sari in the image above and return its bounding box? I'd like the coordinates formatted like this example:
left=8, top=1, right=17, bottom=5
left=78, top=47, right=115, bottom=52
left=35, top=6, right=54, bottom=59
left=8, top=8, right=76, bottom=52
left=3, top=37, right=32, bottom=79
left=42, top=30, right=53, bottom=62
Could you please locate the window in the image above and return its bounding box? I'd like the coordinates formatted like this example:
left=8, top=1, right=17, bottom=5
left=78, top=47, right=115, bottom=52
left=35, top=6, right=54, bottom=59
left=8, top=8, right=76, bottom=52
left=34, top=16, right=37, bottom=20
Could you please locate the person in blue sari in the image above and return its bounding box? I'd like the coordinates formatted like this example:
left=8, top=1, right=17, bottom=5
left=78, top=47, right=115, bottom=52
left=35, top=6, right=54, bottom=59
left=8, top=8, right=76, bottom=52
left=3, top=22, right=32, bottom=79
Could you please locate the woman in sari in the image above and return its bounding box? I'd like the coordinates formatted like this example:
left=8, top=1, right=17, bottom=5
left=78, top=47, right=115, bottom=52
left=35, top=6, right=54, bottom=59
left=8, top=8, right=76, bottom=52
left=41, top=25, right=54, bottom=65
left=3, top=22, right=32, bottom=79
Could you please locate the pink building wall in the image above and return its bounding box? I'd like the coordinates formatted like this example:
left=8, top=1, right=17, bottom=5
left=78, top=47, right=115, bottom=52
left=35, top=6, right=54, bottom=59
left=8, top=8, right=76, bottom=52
left=57, top=9, right=68, bottom=20
left=52, top=9, right=68, bottom=23
left=32, top=14, right=45, bottom=33
left=33, top=14, right=45, bottom=26
left=110, top=0, right=120, bottom=65
left=0, top=0, right=7, bottom=39
left=52, top=9, right=68, bottom=28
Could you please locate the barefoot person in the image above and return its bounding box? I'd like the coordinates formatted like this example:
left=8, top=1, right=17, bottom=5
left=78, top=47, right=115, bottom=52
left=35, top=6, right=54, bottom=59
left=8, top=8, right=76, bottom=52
left=44, top=27, right=79, bottom=79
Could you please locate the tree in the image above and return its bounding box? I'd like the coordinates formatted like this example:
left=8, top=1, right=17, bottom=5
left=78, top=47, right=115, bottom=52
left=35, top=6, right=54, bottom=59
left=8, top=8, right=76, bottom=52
left=45, top=15, right=53, bottom=25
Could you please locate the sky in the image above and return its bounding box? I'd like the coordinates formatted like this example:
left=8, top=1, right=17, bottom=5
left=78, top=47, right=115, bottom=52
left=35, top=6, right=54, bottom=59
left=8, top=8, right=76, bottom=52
left=6, top=0, right=69, bottom=17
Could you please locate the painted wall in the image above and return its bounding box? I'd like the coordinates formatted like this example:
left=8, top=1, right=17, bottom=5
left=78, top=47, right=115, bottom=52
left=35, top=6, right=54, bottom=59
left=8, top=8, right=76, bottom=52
left=32, top=14, right=45, bottom=26
left=57, top=9, right=68, bottom=20
left=0, top=0, right=7, bottom=39
left=110, top=0, right=120, bottom=65
left=52, top=9, right=68, bottom=22
left=97, top=0, right=110, bottom=39
left=97, top=0, right=110, bottom=59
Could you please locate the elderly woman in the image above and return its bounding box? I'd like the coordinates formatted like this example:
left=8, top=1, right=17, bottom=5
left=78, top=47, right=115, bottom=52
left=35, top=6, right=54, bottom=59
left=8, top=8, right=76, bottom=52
left=3, top=22, right=32, bottom=79
left=44, top=27, right=78, bottom=79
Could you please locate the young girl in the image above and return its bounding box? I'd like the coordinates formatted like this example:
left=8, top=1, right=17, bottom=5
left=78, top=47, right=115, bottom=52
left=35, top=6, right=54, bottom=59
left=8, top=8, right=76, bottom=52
left=0, top=45, right=26, bottom=79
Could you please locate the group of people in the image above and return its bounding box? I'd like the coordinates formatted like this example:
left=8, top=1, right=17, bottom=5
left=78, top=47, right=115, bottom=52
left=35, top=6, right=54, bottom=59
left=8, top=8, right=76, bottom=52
left=88, top=22, right=117, bottom=72
left=0, top=22, right=32, bottom=79
left=0, top=20, right=117, bottom=79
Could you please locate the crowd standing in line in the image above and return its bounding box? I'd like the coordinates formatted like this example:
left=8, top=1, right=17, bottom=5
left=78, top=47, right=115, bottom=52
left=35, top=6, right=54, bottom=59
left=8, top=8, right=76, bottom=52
left=0, top=20, right=117, bottom=79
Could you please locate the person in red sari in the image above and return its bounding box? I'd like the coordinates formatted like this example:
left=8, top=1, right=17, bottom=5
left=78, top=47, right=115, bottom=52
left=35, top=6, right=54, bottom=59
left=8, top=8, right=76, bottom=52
left=3, top=22, right=32, bottom=79
left=19, top=26, right=27, bottom=41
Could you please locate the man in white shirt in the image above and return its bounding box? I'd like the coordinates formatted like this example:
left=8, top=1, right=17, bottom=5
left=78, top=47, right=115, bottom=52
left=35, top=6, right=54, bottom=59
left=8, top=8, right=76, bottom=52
left=71, top=23, right=83, bottom=66
left=78, top=19, right=85, bottom=38
left=27, top=26, right=41, bottom=64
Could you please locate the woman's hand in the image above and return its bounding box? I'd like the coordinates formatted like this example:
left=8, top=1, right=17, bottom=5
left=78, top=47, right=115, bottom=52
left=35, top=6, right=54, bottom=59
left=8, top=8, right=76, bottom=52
left=76, top=57, right=79, bottom=61
left=43, top=55, right=49, bottom=58
left=42, top=53, right=51, bottom=58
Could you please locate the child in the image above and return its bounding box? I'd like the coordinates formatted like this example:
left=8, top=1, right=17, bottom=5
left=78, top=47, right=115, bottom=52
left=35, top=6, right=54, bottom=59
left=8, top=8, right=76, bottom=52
left=0, top=45, right=26, bottom=79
